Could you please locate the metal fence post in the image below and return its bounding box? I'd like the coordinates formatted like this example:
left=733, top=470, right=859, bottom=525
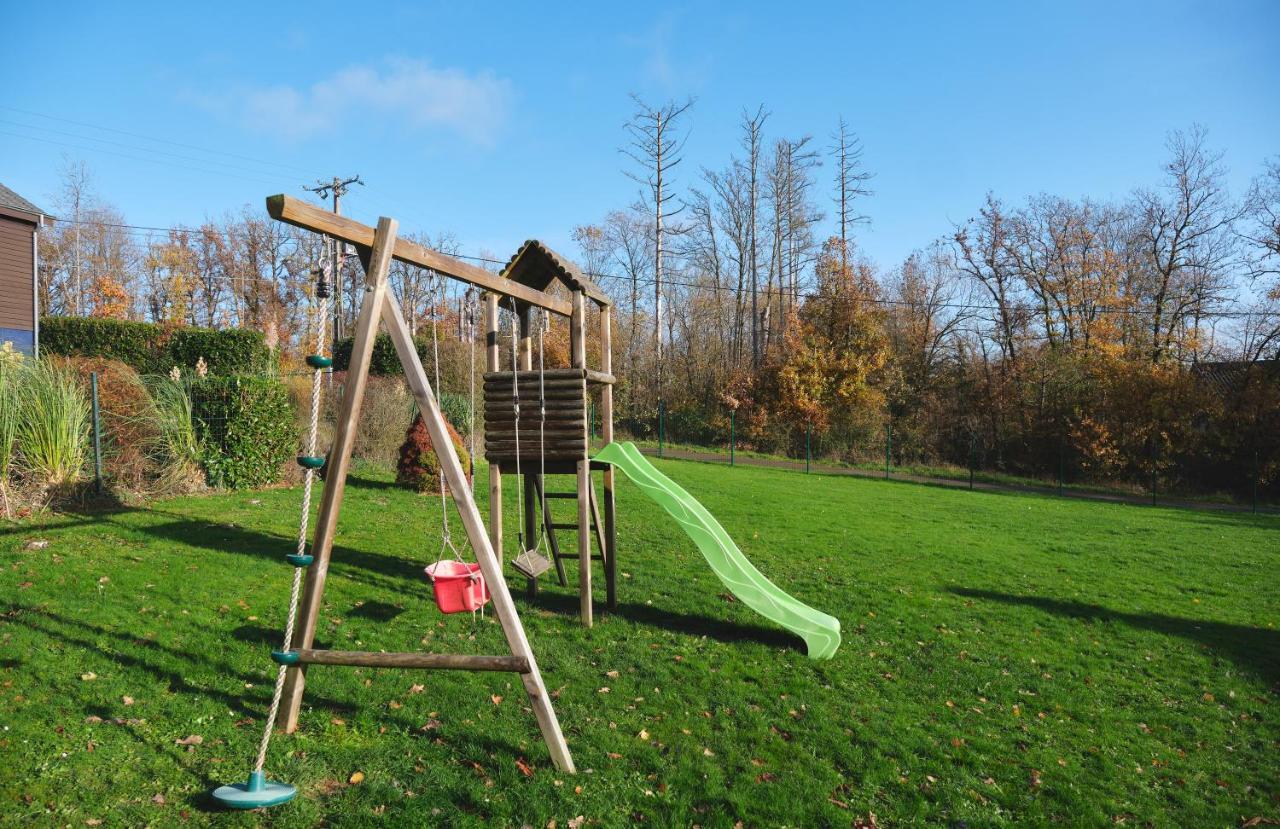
left=90, top=371, right=103, bottom=496
left=1253, top=449, right=1259, bottom=515
left=969, top=433, right=976, bottom=491
left=884, top=422, right=892, bottom=479
left=806, top=422, right=812, bottom=474
left=1150, top=436, right=1158, bottom=507
left=1058, top=432, right=1065, bottom=497
left=657, top=399, right=665, bottom=459
left=730, top=408, right=736, bottom=467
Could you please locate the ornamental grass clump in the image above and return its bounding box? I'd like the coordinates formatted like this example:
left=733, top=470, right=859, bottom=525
left=15, top=359, right=89, bottom=488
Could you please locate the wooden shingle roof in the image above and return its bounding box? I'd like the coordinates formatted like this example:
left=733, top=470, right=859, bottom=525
left=501, top=240, right=611, bottom=308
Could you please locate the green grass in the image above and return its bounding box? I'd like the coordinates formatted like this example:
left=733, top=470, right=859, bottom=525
left=1, top=458, right=1277, bottom=826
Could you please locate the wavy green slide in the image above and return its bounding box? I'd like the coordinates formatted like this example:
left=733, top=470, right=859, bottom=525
left=593, top=442, right=841, bottom=660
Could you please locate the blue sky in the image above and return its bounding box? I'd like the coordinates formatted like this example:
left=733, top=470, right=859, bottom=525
left=2, top=1, right=1277, bottom=270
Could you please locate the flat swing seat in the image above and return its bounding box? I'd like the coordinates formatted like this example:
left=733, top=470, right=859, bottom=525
left=212, top=771, right=296, bottom=809
left=511, top=549, right=552, bottom=580
left=425, top=560, right=490, bottom=614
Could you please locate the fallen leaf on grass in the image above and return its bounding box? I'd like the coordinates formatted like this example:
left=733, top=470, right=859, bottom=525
left=84, top=716, right=103, bottom=724
left=85, top=820, right=102, bottom=827
left=607, top=752, right=622, bottom=759
left=151, top=794, right=165, bottom=805
left=637, top=729, right=649, bottom=740
left=756, top=772, right=777, bottom=783
left=175, top=735, right=203, bottom=746
left=419, top=719, right=443, bottom=732
left=605, top=670, right=619, bottom=679
left=388, top=700, right=402, bottom=709
left=409, top=684, right=425, bottom=694
left=122, top=696, right=134, bottom=706
left=80, top=673, right=97, bottom=681
left=491, top=695, right=503, bottom=705
left=330, top=718, right=346, bottom=727
left=516, top=758, right=533, bottom=777
left=348, top=771, right=365, bottom=785
left=852, top=814, right=879, bottom=829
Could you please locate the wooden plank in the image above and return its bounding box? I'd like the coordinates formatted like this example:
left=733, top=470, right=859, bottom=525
left=532, top=475, right=569, bottom=586
left=293, top=649, right=528, bottom=672
left=277, top=216, right=399, bottom=733
left=585, top=369, right=616, bottom=386
left=484, top=369, right=588, bottom=381
left=382, top=292, right=575, bottom=773
left=266, top=194, right=573, bottom=317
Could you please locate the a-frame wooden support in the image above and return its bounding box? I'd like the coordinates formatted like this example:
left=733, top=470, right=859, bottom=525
left=275, top=216, right=574, bottom=773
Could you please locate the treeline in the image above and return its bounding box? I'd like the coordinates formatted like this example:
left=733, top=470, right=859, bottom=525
left=577, top=109, right=1280, bottom=496
left=36, top=161, right=472, bottom=354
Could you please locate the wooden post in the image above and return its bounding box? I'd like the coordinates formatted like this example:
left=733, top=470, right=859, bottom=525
left=484, top=294, right=502, bottom=565
left=571, top=291, right=592, bottom=626
left=278, top=217, right=399, bottom=732
left=599, top=306, right=617, bottom=611
left=382, top=294, right=575, bottom=772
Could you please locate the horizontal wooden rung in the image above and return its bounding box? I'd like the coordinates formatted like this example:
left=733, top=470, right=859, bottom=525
left=484, top=369, right=587, bottom=382
left=541, top=492, right=578, bottom=499
left=290, top=649, right=530, bottom=673
left=584, top=369, right=615, bottom=385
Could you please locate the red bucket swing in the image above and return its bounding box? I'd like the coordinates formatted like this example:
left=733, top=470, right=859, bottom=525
left=422, top=281, right=489, bottom=616
left=424, top=560, right=490, bottom=614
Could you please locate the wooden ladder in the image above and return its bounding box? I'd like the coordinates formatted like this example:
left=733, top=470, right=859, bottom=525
left=531, top=475, right=612, bottom=607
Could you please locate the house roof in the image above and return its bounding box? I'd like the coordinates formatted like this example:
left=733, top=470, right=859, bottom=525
left=1192, top=360, right=1279, bottom=398
left=500, top=239, right=611, bottom=308
left=0, top=182, right=48, bottom=219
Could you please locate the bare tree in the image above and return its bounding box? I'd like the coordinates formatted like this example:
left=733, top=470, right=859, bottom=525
left=830, top=117, right=873, bottom=264
left=622, top=94, right=694, bottom=401
left=1132, top=125, right=1242, bottom=363
left=741, top=106, right=768, bottom=369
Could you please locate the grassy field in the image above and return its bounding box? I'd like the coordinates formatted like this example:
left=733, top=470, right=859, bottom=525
left=1, top=458, right=1277, bottom=827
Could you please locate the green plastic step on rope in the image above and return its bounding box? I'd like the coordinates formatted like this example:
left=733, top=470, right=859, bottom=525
left=593, top=441, right=841, bottom=660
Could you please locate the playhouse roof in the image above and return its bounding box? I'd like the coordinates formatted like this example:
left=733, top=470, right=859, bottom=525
left=501, top=240, right=611, bottom=308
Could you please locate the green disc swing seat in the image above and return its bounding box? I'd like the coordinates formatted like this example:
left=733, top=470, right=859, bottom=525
left=212, top=771, right=296, bottom=809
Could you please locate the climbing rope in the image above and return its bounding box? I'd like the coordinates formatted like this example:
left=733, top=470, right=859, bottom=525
left=252, top=259, right=330, bottom=776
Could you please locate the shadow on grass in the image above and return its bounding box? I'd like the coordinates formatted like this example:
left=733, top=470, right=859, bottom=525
left=524, top=590, right=803, bottom=652
left=3, top=603, right=352, bottom=717
left=950, top=587, right=1280, bottom=687
left=134, top=512, right=425, bottom=588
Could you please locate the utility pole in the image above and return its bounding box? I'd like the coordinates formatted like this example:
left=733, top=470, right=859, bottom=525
left=304, top=175, right=363, bottom=347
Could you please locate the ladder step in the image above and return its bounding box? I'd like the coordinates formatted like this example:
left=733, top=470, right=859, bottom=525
left=553, top=554, right=606, bottom=561
left=290, top=649, right=529, bottom=673
left=541, top=492, right=578, bottom=499
left=548, top=522, right=579, bottom=530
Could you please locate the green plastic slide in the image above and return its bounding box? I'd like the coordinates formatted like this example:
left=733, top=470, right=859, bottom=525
left=593, top=442, right=841, bottom=660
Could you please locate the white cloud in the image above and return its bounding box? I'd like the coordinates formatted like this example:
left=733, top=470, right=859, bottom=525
left=240, top=58, right=512, bottom=145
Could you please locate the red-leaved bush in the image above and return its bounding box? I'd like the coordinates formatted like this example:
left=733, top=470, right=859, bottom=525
left=395, top=414, right=469, bottom=493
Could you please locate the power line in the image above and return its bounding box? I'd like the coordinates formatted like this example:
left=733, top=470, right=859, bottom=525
left=0, top=129, right=292, bottom=188
left=0, top=105, right=325, bottom=177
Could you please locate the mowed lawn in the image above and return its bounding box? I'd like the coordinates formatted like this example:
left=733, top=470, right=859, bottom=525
left=1, top=457, right=1276, bottom=827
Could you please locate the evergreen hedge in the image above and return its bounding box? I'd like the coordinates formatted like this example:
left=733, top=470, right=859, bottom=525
left=40, top=316, right=274, bottom=376
left=189, top=375, right=295, bottom=489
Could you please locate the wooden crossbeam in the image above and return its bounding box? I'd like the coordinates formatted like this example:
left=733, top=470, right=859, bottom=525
left=292, top=649, right=529, bottom=673
left=265, top=195, right=573, bottom=317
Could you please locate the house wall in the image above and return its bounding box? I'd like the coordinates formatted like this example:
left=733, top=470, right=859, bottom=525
left=0, top=212, right=36, bottom=354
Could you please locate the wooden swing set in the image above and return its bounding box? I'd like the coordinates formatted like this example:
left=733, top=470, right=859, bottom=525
left=236, top=195, right=619, bottom=792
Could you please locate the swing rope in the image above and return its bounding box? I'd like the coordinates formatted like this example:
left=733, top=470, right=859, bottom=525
left=252, top=261, right=330, bottom=776
left=510, top=298, right=551, bottom=570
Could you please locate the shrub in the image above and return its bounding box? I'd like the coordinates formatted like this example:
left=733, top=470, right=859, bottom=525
left=40, top=316, right=274, bottom=376
left=57, top=357, right=158, bottom=493
left=190, top=375, right=296, bottom=489
left=395, top=413, right=469, bottom=493
left=352, top=377, right=416, bottom=467
left=439, top=392, right=474, bottom=440
left=16, top=359, right=90, bottom=488
left=333, top=333, right=407, bottom=376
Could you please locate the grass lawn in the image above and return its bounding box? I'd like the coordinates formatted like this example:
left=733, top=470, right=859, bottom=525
left=1, top=458, right=1277, bottom=827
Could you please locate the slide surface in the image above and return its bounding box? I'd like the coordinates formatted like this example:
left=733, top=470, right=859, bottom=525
left=594, top=442, right=841, bottom=660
